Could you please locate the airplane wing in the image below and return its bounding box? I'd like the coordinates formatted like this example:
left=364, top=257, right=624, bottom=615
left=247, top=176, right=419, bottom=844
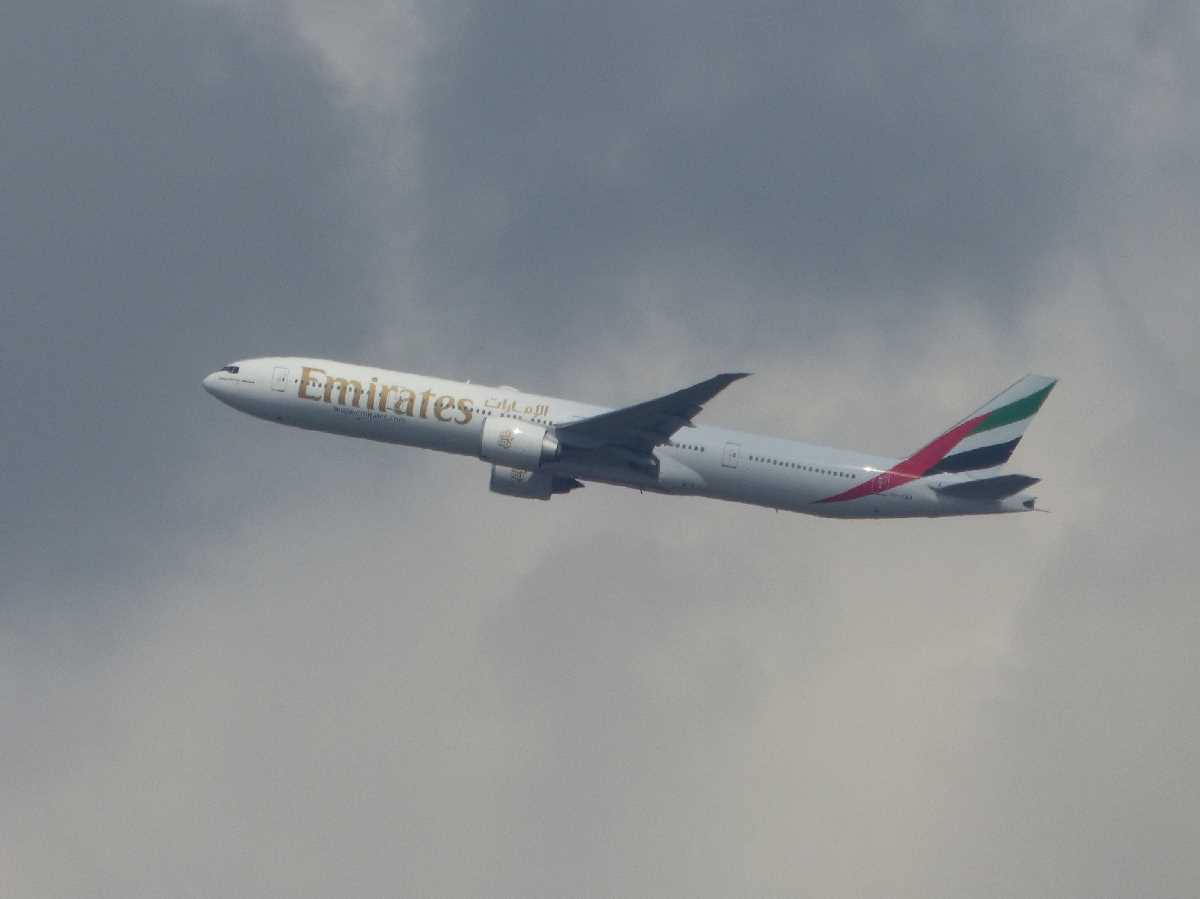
left=556, top=372, right=750, bottom=453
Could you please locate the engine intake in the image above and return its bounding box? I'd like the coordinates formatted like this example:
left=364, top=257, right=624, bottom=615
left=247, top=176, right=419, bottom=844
left=480, top=416, right=560, bottom=469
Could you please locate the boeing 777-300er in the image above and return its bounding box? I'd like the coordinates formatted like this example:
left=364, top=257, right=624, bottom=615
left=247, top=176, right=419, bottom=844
left=202, top=359, right=1056, bottom=519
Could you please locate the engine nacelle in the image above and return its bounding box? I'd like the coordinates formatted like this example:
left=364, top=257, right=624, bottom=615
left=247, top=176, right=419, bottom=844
left=489, top=465, right=582, bottom=501
left=480, top=416, right=560, bottom=469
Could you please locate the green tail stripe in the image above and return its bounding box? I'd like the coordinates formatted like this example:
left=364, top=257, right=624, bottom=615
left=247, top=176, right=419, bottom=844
left=971, top=384, right=1054, bottom=435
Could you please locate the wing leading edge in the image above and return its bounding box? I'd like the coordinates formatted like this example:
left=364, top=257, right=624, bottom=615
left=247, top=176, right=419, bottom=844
left=556, top=372, right=750, bottom=452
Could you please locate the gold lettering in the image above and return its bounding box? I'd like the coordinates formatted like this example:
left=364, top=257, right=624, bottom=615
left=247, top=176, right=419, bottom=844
left=366, top=377, right=378, bottom=410
left=419, top=388, right=435, bottom=418
left=298, top=366, right=325, bottom=401
left=456, top=397, right=474, bottom=425
left=324, top=376, right=363, bottom=407
left=377, top=384, right=396, bottom=412
left=392, top=387, right=416, bottom=416
left=434, top=395, right=455, bottom=422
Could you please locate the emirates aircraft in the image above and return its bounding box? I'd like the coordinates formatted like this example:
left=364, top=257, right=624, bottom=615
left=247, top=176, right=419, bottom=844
left=202, top=358, right=1056, bottom=519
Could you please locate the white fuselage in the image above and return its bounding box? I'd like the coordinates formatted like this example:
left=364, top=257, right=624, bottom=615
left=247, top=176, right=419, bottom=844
left=202, top=357, right=1036, bottom=519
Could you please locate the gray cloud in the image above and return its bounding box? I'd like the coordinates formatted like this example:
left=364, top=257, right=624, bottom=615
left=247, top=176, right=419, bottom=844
left=3, top=1, right=1198, bottom=896
left=402, top=0, right=1093, bottom=374
left=1, top=0, right=383, bottom=602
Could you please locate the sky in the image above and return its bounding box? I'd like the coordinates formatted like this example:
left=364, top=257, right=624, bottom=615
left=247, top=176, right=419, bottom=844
left=2, top=1, right=1197, bottom=895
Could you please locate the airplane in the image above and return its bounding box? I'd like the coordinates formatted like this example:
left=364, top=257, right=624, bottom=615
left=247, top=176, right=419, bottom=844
left=202, top=358, right=1056, bottom=519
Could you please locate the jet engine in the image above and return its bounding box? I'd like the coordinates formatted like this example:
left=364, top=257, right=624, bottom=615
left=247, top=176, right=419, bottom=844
left=480, top=416, right=561, bottom=469
left=489, top=465, right=583, bottom=500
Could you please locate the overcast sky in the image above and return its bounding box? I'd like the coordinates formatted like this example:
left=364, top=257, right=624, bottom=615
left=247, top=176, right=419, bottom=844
left=3, top=1, right=1197, bottom=895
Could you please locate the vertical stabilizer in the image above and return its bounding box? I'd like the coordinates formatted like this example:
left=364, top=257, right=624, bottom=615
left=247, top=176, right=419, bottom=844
left=923, top=374, right=1057, bottom=475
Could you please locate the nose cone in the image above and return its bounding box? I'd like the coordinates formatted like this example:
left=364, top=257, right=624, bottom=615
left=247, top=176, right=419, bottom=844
left=202, top=371, right=236, bottom=405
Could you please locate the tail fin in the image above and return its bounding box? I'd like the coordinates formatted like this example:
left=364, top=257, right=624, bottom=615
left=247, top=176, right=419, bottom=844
left=919, top=374, right=1057, bottom=475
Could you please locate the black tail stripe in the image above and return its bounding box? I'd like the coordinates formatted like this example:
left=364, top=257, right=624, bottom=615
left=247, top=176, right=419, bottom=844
left=926, top=437, right=1022, bottom=475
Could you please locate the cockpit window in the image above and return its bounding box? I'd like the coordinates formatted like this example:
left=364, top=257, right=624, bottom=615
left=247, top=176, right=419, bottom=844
left=221, top=365, right=239, bottom=374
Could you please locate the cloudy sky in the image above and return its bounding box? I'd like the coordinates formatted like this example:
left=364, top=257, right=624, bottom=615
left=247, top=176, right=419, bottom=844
left=3, top=0, right=1197, bottom=895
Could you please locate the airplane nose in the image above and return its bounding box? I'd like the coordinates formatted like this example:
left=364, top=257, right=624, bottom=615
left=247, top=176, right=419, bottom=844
left=202, top=372, right=219, bottom=395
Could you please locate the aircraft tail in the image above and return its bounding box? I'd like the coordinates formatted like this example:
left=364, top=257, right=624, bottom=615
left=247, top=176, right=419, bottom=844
left=815, top=374, right=1056, bottom=505
left=918, top=374, right=1057, bottom=476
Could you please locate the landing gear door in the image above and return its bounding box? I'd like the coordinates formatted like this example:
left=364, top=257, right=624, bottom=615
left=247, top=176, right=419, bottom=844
left=271, top=366, right=289, bottom=392
left=722, top=441, right=740, bottom=469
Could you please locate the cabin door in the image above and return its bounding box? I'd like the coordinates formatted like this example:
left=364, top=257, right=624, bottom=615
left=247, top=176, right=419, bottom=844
left=722, top=442, right=740, bottom=468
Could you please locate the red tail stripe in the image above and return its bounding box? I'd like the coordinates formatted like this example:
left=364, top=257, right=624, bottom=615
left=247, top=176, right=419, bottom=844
left=816, top=413, right=988, bottom=503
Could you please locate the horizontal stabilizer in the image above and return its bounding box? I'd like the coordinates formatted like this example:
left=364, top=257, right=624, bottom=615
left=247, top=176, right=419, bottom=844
left=934, top=474, right=1040, bottom=501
